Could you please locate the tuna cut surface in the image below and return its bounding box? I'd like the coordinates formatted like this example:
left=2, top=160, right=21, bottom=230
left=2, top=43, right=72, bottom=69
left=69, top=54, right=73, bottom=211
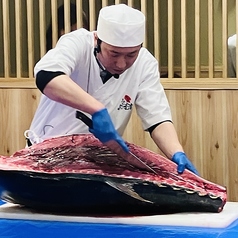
left=0, top=134, right=227, bottom=215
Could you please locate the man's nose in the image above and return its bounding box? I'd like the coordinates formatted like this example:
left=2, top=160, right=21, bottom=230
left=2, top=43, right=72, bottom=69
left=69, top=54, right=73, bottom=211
left=116, top=56, right=127, bottom=69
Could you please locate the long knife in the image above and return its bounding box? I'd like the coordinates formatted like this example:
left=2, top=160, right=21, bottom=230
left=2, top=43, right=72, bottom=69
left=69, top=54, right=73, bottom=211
left=75, top=111, right=157, bottom=174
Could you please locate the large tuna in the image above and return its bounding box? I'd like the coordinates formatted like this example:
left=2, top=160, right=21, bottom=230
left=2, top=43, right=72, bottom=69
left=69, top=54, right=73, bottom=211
left=0, top=134, right=226, bottom=215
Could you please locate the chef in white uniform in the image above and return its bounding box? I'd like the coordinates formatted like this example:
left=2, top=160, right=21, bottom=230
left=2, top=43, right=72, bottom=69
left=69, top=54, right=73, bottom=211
left=27, top=4, right=198, bottom=175
left=228, top=34, right=237, bottom=78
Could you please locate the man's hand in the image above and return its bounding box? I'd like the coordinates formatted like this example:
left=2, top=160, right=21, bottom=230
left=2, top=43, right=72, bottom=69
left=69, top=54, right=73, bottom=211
left=172, top=152, right=199, bottom=175
left=89, top=108, right=129, bottom=152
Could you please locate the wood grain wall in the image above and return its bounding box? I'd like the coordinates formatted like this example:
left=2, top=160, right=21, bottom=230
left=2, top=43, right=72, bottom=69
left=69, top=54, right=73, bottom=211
left=0, top=87, right=40, bottom=155
left=1, top=85, right=237, bottom=202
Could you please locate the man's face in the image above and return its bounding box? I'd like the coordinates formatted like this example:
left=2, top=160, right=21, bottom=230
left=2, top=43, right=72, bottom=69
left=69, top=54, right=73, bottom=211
left=98, top=42, right=141, bottom=75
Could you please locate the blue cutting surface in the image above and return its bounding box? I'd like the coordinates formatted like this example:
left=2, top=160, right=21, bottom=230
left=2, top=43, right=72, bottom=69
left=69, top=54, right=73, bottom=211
left=0, top=217, right=238, bottom=238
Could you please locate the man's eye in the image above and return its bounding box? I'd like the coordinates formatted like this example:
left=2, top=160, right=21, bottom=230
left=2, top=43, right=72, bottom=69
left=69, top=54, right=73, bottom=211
left=111, top=54, right=119, bottom=57
left=126, top=54, right=137, bottom=58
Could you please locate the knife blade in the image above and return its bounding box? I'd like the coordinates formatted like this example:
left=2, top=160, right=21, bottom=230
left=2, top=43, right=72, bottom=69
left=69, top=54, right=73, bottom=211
left=75, top=110, right=157, bottom=174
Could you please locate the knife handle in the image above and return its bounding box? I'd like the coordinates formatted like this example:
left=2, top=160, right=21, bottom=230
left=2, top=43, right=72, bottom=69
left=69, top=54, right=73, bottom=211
left=75, top=111, right=93, bottom=128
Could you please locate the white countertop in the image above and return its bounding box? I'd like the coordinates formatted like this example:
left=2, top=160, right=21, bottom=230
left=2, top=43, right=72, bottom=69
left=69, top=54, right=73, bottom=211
left=0, top=202, right=237, bottom=228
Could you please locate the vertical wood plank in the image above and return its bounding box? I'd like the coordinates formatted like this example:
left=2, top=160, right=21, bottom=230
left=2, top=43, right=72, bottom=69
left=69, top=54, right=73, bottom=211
left=236, top=0, right=238, bottom=77
left=51, top=0, right=58, bottom=49
left=64, top=0, right=71, bottom=34
left=76, top=0, right=83, bottom=29
left=26, top=0, right=34, bottom=78
left=89, top=0, right=96, bottom=31
left=195, top=0, right=200, bottom=79
left=101, top=0, right=108, bottom=8
left=140, top=0, right=147, bottom=48
left=153, top=0, right=160, bottom=61
left=222, top=0, right=228, bottom=78
left=168, top=0, right=174, bottom=78
left=201, top=91, right=228, bottom=189
left=226, top=91, right=238, bottom=201
left=127, top=0, right=133, bottom=7
left=39, top=0, right=46, bottom=57
left=208, top=0, right=214, bottom=78
left=2, top=0, right=10, bottom=78
left=15, top=0, right=22, bottom=78
left=181, top=0, right=187, bottom=78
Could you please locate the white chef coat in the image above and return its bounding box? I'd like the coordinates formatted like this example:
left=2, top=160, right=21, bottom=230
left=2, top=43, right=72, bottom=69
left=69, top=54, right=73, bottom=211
left=228, top=34, right=237, bottom=78
left=29, top=28, right=172, bottom=142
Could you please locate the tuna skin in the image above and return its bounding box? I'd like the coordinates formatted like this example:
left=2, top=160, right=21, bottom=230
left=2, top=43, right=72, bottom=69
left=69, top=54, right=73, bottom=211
left=0, top=134, right=227, bottom=213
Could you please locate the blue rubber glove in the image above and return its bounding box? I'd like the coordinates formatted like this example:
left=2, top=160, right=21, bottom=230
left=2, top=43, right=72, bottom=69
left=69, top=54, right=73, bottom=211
left=89, top=108, right=129, bottom=152
left=172, top=152, right=199, bottom=175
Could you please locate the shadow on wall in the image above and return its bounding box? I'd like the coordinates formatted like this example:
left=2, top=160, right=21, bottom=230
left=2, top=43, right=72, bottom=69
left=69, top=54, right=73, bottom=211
left=46, top=3, right=89, bottom=51
left=160, top=73, right=181, bottom=78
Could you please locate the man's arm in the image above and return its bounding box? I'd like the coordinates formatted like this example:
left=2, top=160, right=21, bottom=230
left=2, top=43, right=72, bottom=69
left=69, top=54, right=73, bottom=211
left=43, top=74, right=104, bottom=114
left=151, top=121, right=199, bottom=175
left=150, top=121, right=183, bottom=158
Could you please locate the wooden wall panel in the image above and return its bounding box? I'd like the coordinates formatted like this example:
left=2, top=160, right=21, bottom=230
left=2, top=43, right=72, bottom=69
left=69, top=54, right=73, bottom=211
left=0, top=88, right=238, bottom=202
left=226, top=91, right=238, bottom=201
left=0, top=89, right=41, bottom=155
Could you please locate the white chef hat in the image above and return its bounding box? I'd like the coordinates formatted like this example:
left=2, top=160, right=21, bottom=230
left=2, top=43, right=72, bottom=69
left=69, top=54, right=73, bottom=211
left=97, top=4, right=145, bottom=47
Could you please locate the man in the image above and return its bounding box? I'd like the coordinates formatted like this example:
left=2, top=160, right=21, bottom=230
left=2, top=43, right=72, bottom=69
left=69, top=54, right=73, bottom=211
left=227, top=34, right=237, bottom=78
left=27, top=4, right=198, bottom=175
